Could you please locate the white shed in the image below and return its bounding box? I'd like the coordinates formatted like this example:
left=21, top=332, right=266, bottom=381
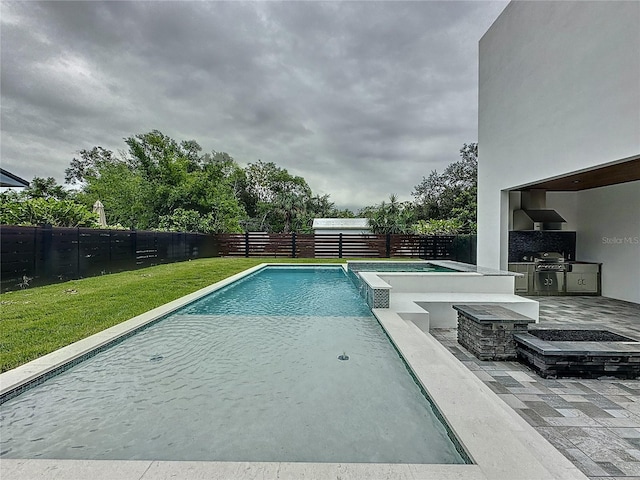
left=312, top=218, right=371, bottom=235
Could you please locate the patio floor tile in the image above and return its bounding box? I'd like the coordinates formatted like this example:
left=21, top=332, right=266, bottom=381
left=430, top=295, right=640, bottom=480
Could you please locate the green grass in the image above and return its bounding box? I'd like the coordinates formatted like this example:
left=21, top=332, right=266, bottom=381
left=0, top=257, right=394, bottom=372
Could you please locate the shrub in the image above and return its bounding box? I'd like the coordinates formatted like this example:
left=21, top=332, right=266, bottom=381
left=0, top=194, right=98, bottom=227
left=411, top=218, right=462, bottom=235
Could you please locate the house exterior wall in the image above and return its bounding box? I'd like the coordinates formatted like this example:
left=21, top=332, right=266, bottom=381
left=311, top=218, right=371, bottom=235
left=478, top=1, right=640, bottom=303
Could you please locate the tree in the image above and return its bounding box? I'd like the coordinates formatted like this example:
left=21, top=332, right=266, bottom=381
left=360, top=194, right=414, bottom=234
left=411, top=170, right=444, bottom=220
left=65, top=146, right=117, bottom=185
left=66, top=131, right=246, bottom=232
left=244, top=160, right=312, bottom=232
left=158, top=208, right=217, bottom=233
left=63, top=131, right=347, bottom=234
left=25, top=177, right=70, bottom=201
left=412, top=143, right=477, bottom=233
left=75, top=161, right=149, bottom=229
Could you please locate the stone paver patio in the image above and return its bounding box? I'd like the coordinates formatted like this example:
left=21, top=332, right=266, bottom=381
left=432, top=295, right=640, bottom=480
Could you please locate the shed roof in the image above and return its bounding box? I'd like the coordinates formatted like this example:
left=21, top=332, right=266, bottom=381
left=312, top=218, right=370, bottom=229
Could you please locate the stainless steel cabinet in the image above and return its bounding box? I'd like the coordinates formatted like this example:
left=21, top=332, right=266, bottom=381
left=508, top=263, right=533, bottom=293
left=566, top=264, right=600, bottom=293
left=508, top=262, right=600, bottom=295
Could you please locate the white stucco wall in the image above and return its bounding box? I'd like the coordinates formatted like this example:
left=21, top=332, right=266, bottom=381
left=544, top=184, right=640, bottom=303
left=545, top=192, right=579, bottom=232
left=478, top=1, right=640, bottom=302
left=575, top=182, right=640, bottom=303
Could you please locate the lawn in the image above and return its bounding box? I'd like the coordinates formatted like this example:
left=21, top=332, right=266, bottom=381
left=0, top=257, right=382, bottom=372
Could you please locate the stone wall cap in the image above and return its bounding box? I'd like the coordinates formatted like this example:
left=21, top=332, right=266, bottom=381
left=513, top=332, right=640, bottom=356
left=453, top=304, right=536, bottom=323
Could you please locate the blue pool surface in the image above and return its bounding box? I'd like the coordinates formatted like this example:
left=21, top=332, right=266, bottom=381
left=183, top=266, right=371, bottom=317
left=0, top=266, right=466, bottom=464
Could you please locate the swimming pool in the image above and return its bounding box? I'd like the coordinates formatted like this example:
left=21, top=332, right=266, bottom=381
left=0, top=266, right=466, bottom=464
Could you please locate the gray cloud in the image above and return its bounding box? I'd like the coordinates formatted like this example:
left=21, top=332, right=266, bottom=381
left=1, top=0, right=507, bottom=211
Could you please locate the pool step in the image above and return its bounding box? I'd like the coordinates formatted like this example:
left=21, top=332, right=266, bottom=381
left=398, top=311, right=430, bottom=334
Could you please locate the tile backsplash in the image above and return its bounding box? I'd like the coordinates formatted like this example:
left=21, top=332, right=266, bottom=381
left=508, top=231, right=576, bottom=262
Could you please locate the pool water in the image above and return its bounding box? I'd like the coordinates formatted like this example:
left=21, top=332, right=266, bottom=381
left=0, top=266, right=465, bottom=464
left=348, top=262, right=458, bottom=273
left=183, top=266, right=372, bottom=317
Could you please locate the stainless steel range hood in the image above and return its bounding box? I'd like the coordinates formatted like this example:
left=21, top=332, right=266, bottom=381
left=513, top=189, right=566, bottom=230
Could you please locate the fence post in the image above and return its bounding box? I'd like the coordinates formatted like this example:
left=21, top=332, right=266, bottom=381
left=76, top=227, right=81, bottom=279
left=108, top=229, right=112, bottom=273
left=42, top=224, right=53, bottom=282
left=453, top=234, right=458, bottom=262
left=130, top=229, right=137, bottom=266
left=386, top=234, right=391, bottom=258
left=472, top=234, right=477, bottom=264
left=32, top=226, right=38, bottom=278
left=469, top=234, right=473, bottom=264
left=244, top=232, right=249, bottom=258
left=291, top=232, right=297, bottom=258
left=338, top=233, right=343, bottom=258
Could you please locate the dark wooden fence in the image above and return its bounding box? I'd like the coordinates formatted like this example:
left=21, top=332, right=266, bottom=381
left=217, top=233, right=476, bottom=263
left=1, top=225, right=218, bottom=292
left=1, top=226, right=476, bottom=291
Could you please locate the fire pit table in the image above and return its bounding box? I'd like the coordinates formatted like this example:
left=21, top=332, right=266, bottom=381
left=513, top=329, right=640, bottom=379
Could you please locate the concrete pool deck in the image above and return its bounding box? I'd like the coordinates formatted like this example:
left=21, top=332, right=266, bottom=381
left=1, top=264, right=591, bottom=480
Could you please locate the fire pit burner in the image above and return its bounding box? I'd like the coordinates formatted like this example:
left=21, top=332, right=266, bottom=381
left=528, top=329, right=633, bottom=342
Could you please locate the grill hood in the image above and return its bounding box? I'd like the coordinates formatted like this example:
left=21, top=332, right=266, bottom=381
left=513, top=190, right=566, bottom=230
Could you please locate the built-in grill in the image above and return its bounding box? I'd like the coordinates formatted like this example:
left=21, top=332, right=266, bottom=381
left=509, top=251, right=601, bottom=296
left=533, top=252, right=566, bottom=293
left=533, top=252, right=568, bottom=272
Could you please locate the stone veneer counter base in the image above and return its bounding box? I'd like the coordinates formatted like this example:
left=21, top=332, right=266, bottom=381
left=454, top=304, right=536, bottom=360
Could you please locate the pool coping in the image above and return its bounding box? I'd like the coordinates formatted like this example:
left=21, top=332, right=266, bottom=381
left=346, top=259, right=522, bottom=277
left=0, top=263, right=587, bottom=480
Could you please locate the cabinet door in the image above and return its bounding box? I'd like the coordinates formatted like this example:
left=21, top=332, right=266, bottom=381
left=509, top=264, right=530, bottom=293
left=566, top=273, right=598, bottom=293
left=514, top=274, right=528, bottom=292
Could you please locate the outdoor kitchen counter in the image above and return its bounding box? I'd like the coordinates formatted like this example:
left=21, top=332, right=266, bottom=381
left=507, top=262, right=601, bottom=295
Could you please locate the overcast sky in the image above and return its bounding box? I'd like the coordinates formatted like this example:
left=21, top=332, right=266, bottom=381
left=1, top=0, right=507, bottom=211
